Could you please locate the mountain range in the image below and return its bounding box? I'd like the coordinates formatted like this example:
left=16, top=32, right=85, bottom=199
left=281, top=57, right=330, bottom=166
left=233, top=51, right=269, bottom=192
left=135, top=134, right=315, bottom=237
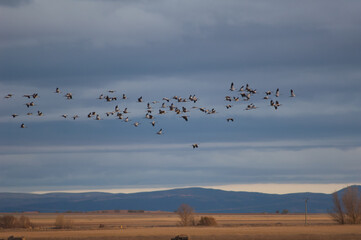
left=0, top=186, right=360, bottom=213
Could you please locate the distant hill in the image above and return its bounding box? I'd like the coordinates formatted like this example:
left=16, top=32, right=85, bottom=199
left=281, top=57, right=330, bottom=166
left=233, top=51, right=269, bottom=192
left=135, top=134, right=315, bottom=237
left=0, top=186, right=360, bottom=213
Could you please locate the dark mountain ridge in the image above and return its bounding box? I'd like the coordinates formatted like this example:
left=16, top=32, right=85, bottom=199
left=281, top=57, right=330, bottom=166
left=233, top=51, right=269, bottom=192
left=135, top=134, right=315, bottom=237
left=0, top=186, right=360, bottom=213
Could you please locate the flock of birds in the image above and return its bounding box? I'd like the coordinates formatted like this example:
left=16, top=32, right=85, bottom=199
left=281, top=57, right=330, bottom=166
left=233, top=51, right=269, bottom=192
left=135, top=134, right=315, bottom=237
left=3, top=83, right=295, bottom=148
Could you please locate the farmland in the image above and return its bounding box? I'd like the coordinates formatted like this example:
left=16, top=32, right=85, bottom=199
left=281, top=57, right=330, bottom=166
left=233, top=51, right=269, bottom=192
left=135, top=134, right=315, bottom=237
left=1, top=212, right=361, bottom=240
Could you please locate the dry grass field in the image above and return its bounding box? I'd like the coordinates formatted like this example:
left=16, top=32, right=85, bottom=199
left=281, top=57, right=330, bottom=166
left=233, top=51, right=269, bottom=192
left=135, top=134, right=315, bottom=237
left=1, top=212, right=361, bottom=240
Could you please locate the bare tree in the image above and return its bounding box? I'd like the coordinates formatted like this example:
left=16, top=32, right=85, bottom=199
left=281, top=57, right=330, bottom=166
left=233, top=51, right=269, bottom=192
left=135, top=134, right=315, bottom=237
left=329, top=186, right=361, bottom=224
left=342, top=186, right=361, bottom=224
left=329, top=192, right=345, bottom=224
left=176, top=204, right=195, bottom=226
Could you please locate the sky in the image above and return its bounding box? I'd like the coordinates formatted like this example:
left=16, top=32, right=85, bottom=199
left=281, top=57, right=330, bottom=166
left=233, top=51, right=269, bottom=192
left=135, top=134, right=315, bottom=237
left=1, top=0, right=361, bottom=194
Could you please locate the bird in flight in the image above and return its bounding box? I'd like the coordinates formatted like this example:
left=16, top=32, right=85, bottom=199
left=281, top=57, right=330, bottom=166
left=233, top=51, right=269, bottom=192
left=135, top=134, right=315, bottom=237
left=246, top=104, right=256, bottom=110
left=181, top=115, right=189, bottom=121
left=290, top=89, right=296, bottom=97
left=65, top=93, right=72, bottom=99
left=230, top=82, right=235, bottom=91
left=7, top=82, right=297, bottom=151
left=25, top=102, right=35, bottom=108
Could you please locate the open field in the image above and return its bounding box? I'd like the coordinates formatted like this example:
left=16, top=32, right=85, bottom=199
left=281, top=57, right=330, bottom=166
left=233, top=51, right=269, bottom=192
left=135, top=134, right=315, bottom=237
left=1, top=212, right=361, bottom=240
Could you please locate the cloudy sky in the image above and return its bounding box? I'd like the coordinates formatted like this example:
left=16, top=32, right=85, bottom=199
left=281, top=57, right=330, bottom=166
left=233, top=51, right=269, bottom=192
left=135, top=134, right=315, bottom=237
left=1, top=0, right=361, bottom=194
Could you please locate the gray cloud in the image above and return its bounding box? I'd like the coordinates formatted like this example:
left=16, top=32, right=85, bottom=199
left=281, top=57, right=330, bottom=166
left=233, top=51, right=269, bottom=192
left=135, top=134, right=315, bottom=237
left=1, top=0, right=361, bottom=85
left=1, top=0, right=361, bottom=192
left=1, top=145, right=360, bottom=192
left=0, top=0, right=31, bottom=8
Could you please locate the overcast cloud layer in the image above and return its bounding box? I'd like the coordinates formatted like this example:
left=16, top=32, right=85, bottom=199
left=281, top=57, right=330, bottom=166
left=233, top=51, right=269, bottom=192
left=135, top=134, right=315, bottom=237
left=1, top=0, right=361, bottom=193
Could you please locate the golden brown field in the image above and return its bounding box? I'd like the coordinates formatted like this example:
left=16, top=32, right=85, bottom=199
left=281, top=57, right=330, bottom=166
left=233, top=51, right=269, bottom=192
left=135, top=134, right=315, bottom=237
left=1, top=212, right=361, bottom=240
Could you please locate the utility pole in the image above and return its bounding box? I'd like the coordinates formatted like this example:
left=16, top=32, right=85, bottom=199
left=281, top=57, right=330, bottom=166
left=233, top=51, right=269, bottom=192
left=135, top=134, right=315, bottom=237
left=305, top=197, right=308, bottom=225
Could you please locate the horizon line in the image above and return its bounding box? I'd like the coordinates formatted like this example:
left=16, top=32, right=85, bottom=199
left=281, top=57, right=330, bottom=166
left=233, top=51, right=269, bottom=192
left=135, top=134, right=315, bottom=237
left=24, top=183, right=361, bottom=195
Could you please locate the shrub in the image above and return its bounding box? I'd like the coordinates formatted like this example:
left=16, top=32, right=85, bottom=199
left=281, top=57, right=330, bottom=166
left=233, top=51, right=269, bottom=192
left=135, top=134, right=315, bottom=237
left=197, top=216, right=217, bottom=226
left=281, top=209, right=289, bottom=214
left=18, top=215, right=32, bottom=228
left=54, top=214, right=73, bottom=229
left=0, top=215, right=18, bottom=228
left=0, top=215, right=33, bottom=229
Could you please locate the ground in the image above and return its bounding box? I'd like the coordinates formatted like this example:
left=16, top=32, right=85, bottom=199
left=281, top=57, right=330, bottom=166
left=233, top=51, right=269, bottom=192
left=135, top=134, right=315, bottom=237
left=1, top=212, right=361, bottom=240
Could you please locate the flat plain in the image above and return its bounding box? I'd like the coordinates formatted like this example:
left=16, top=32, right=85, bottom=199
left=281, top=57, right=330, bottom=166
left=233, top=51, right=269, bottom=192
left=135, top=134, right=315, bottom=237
left=1, top=212, right=361, bottom=240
